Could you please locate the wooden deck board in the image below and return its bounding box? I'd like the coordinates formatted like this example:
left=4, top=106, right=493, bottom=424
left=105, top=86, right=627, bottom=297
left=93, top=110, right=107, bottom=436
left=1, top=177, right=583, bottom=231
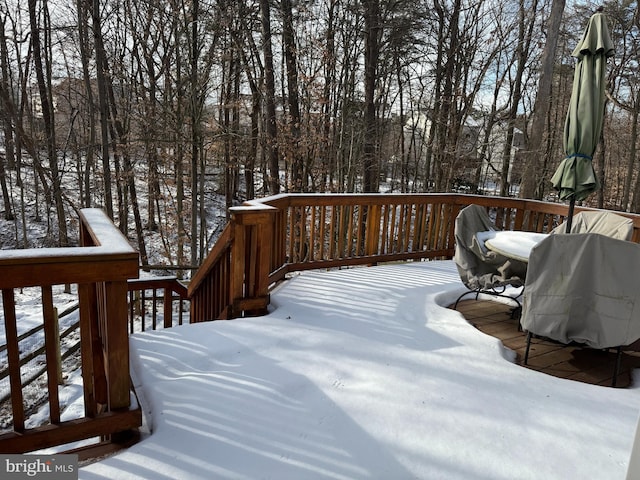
left=454, top=299, right=640, bottom=388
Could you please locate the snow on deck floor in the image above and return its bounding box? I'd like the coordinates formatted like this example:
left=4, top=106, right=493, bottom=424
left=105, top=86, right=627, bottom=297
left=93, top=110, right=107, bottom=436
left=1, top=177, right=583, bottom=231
left=79, top=260, right=640, bottom=480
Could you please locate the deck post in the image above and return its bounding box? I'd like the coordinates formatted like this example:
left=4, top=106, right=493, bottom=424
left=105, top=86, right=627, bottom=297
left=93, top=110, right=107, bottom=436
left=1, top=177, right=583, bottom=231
left=229, top=204, right=277, bottom=317
left=102, top=280, right=131, bottom=410
left=78, top=210, right=139, bottom=413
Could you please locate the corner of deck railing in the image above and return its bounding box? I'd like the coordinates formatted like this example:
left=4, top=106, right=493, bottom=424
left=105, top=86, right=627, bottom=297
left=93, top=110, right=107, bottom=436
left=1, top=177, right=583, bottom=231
left=228, top=203, right=278, bottom=318
left=0, top=208, right=142, bottom=454
left=229, top=202, right=279, bottom=223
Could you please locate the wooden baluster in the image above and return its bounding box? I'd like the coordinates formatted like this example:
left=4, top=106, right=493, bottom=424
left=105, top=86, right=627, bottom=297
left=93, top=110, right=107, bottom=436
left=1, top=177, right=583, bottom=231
left=318, top=205, right=326, bottom=260
left=78, top=283, right=99, bottom=417
left=380, top=204, right=388, bottom=254
left=309, top=206, right=316, bottom=261
left=403, top=203, right=412, bottom=251
left=365, top=203, right=381, bottom=256
left=152, top=288, right=158, bottom=330
left=164, top=286, right=173, bottom=328
left=103, top=281, right=130, bottom=410
left=345, top=205, right=354, bottom=257
left=329, top=206, right=337, bottom=258
left=42, top=285, right=61, bottom=424
left=2, top=289, right=24, bottom=432
left=298, top=206, right=307, bottom=261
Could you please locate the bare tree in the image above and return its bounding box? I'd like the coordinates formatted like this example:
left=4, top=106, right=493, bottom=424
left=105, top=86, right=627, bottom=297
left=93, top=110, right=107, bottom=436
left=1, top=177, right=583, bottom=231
left=281, top=0, right=303, bottom=191
left=76, top=0, right=97, bottom=208
left=362, top=0, right=380, bottom=192
left=259, top=0, right=280, bottom=195
left=520, top=0, right=566, bottom=200
left=605, top=2, right=640, bottom=212
left=88, top=0, right=115, bottom=219
left=29, top=0, right=69, bottom=246
left=498, top=0, right=539, bottom=197
left=0, top=15, right=15, bottom=221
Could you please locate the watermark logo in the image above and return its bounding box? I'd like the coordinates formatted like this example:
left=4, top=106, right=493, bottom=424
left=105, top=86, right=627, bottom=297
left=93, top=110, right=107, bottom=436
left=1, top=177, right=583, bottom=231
left=0, top=455, right=77, bottom=479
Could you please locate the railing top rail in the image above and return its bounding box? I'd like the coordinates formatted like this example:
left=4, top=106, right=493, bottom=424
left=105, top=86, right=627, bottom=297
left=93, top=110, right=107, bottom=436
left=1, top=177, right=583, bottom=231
left=247, top=192, right=640, bottom=226
left=79, top=208, right=138, bottom=251
left=247, top=192, right=550, bottom=209
left=128, top=276, right=189, bottom=297
left=0, top=209, right=136, bottom=264
left=0, top=208, right=139, bottom=289
left=188, top=223, right=234, bottom=296
left=0, top=245, right=136, bottom=264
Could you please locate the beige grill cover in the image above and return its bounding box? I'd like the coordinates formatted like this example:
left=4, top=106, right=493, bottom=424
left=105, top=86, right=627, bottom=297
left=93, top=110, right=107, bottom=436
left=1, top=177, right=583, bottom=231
left=522, top=233, right=640, bottom=349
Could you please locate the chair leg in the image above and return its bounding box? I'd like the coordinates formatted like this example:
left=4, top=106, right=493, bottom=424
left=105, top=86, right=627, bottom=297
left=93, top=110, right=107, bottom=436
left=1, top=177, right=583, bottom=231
left=453, top=289, right=478, bottom=310
left=453, top=287, right=522, bottom=315
left=612, top=346, right=623, bottom=387
left=524, top=331, right=532, bottom=365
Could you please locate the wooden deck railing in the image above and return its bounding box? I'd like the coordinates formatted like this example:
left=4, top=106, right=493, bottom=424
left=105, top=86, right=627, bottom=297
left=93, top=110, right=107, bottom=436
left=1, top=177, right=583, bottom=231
left=0, top=302, right=80, bottom=405
left=188, top=205, right=277, bottom=321
left=0, top=208, right=141, bottom=455
left=189, top=193, right=640, bottom=322
left=4, top=195, right=640, bottom=454
left=127, top=277, right=189, bottom=333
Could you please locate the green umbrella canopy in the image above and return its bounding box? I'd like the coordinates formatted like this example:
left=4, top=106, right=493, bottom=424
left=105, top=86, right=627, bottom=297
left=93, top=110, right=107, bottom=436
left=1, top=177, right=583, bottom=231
left=551, top=10, right=614, bottom=202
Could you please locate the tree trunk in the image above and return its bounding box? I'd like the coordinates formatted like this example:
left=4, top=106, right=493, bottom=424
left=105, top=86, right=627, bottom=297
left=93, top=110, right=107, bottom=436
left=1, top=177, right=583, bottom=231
left=77, top=0, right=96, bottom=208
left=0, top=17, right=15, bottom=172
left=223, top=48, right=238, bottom=215
left=520, top=0, right=565, bottom=199
left=0, top=151, right=12, bottom=220
left=246, top=88, right=259, bottom=200
left=281, top=0, right=303, bottom=192
left=362, top=0, right=380, bottom=193
left=174, top=24, right=186, bottom=272
left=190, top=0, right=200, bottom=265
left=260, top=0, right=280, bottom=194
left=0, top=17, right=14, bottom=220
left=90, top=0, right=114, bottom=218
left=623, top=109, right=638, bottom=210
left=500, top=1, right=536, bottom=197
left=29, top=0, right=68, bottom=247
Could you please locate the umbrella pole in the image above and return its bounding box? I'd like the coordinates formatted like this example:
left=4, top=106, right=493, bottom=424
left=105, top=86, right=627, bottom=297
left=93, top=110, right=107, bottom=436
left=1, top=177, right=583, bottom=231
left=565, top=196, right=576, bottom=233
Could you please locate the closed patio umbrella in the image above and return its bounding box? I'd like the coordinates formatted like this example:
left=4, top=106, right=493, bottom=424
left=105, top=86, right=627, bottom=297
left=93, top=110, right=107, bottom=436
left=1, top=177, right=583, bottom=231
left=550, top=7, right=614, bottom=232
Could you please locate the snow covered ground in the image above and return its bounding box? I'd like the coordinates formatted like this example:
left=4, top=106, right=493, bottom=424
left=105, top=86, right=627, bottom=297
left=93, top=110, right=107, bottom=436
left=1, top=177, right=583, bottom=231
left=76, top=260, right=640, bottom=479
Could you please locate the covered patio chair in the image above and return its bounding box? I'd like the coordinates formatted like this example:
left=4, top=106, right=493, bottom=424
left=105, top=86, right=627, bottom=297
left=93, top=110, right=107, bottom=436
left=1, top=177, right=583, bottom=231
left=453, top=204, right=528, bottom=313
left=521, top=233, right=640, bottom=386
left=551, top=210, right=633, bottom=240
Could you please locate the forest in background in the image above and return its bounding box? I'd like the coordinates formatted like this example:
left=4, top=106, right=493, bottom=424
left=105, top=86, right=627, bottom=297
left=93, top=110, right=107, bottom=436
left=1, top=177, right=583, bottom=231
left=1, top=0, right=640, bottom=271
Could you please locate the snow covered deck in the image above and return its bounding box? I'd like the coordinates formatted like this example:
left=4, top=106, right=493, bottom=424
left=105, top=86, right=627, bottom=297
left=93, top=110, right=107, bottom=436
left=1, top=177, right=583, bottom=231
left=80, top=260, right=640, bottom=479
